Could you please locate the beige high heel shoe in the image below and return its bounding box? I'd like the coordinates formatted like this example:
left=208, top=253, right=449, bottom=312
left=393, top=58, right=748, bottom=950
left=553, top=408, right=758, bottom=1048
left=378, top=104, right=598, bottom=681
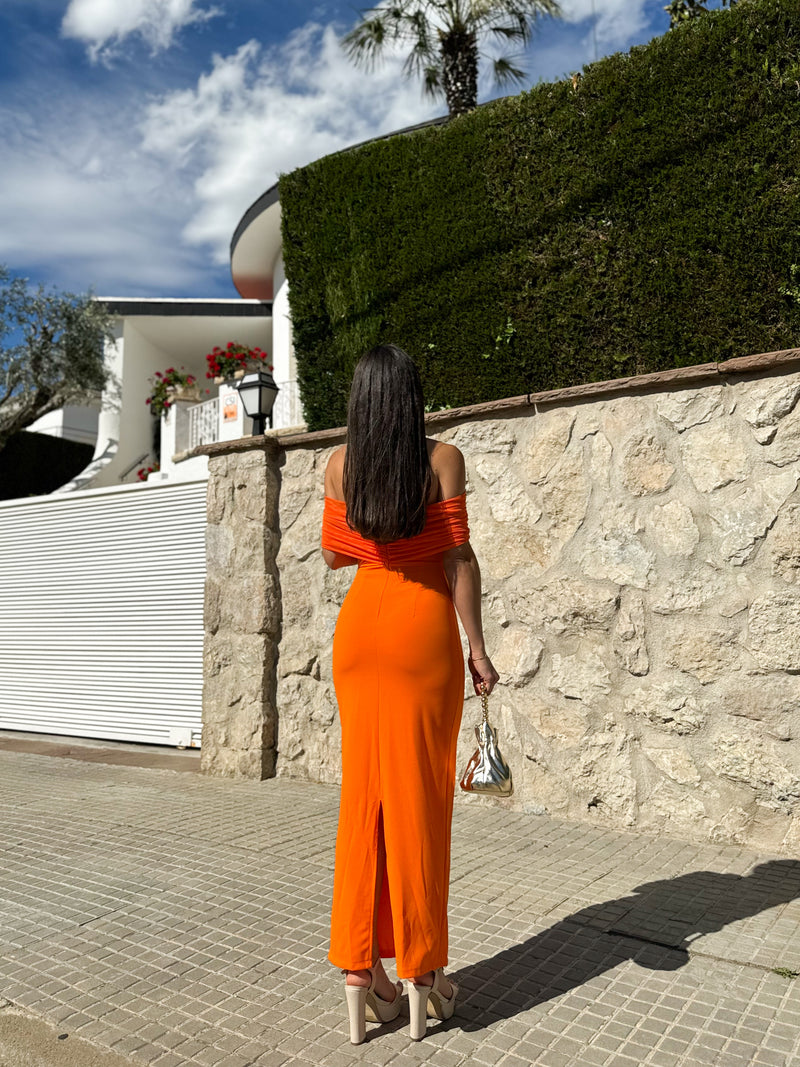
left=407, top=967, right=459, bottom=1041
left=343, top=969, right=403, bottom=1044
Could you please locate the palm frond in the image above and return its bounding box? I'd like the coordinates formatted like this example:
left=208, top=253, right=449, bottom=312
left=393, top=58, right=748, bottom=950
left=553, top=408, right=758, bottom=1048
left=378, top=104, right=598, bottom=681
left=403, top=28, right=438, bottom=76
left=490, top=54, right=527, bottom=85
left=341, top=0, right=561, bottom=113
left=471, top=0, right=561, bottom=35
left=421, top=62, right=444, bottom=97
left=342, top=15, right=390, bottom=65
left=342, top=3, right=434, bottom=61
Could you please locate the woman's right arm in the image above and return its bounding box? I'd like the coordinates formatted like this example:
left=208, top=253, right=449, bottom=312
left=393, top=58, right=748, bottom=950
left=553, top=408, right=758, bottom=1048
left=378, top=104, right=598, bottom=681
left=443, top=542, right=499, bottom=695
left=435, top=442, right=499, bottom=695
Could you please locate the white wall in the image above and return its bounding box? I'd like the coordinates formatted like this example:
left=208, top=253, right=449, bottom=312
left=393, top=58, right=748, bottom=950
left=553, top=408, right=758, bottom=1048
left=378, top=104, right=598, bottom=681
left=271, top=253, right=303, bottom=428
left=28, top=404, right=100, bottom=446
left=272, top=254, right=291, bottom=384
left=56, top=325, right=124, bottom=492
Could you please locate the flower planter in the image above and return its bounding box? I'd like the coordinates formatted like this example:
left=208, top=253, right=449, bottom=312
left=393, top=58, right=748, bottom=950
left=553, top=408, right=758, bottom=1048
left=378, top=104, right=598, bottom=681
left=168, top=386, right=203, bottom=403
left=214, top=368, right=247, bottom=386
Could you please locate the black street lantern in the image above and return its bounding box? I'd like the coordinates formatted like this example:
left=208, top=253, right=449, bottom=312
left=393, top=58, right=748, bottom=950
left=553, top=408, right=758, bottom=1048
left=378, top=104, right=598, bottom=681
left=235, top=369, right=280, bottom=435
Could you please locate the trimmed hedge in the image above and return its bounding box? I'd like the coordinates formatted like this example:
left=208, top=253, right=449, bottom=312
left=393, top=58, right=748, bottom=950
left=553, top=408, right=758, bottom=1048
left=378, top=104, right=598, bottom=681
left=280, top=0, right=800, bottom=431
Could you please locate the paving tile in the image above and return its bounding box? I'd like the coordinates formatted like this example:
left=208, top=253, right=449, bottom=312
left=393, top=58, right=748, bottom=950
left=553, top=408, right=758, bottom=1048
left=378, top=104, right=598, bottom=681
left=1, top=752, right=799, bottom=1067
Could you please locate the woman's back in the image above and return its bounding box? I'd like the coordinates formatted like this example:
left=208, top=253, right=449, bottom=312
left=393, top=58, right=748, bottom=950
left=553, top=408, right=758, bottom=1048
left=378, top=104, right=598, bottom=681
left=323, top=437, right=465, bottom=506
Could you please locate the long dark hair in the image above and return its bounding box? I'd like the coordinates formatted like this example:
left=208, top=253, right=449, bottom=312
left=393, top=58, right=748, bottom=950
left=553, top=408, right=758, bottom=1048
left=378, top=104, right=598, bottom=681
left=343, top=344, right=432, bottom=542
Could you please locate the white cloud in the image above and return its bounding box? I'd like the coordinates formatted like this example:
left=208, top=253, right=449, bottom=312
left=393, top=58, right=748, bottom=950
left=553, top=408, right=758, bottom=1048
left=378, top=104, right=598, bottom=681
left=61, top=0, right=220, bottom=62
left=561, top=0, right=650, bottom=53
left=0, top=92, right=216, bottom=294
left=140, top=24, right=442, bottom=263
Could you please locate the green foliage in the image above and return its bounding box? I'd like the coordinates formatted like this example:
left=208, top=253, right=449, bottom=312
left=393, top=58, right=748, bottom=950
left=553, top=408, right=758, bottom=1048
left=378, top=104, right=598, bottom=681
left=281, top=0, right=800, bottom=431
left=778, top=265, right=800, bottom=305
left=0, top=267, right=114, bottom=451
left=664, top=0, right=738, bottom=30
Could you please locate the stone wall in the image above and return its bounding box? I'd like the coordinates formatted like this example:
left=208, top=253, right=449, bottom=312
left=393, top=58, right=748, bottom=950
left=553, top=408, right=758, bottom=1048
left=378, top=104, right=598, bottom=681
left=200, top=445, right=281, bottom=779
left=271, top=356, right=800, bottom=853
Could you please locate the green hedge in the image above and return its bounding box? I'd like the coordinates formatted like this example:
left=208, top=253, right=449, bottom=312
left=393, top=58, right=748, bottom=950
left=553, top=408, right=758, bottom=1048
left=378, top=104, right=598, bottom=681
left=280, top=0, right=800, bottom=431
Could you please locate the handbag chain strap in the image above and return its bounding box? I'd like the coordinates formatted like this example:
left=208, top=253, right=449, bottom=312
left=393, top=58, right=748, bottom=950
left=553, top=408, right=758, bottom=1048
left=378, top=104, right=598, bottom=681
left=480, top=680, right=489, bottom=725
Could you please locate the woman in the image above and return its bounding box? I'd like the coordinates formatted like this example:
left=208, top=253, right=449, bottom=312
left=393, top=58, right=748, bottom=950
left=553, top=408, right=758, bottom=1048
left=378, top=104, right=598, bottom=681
left=321, top=344, right=498, bottom=1043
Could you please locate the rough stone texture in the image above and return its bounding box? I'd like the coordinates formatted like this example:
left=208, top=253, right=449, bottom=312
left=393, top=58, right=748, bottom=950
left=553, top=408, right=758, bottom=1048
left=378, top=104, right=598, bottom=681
left=200, top=447, right=281, bottom=779
left=273, top=448, right=347, bottom=784
left=680, top=418, right=751, bottom=491
left=619, top=430, right=675, bottom=496
left=226, top=365, right=800, bottom=852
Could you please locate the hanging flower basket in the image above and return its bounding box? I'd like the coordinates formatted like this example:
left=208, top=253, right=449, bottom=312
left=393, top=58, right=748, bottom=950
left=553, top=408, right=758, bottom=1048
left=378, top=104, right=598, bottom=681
left=206, top=343, right=272, bottom=384
left=145, top=367, right=200, bottom=418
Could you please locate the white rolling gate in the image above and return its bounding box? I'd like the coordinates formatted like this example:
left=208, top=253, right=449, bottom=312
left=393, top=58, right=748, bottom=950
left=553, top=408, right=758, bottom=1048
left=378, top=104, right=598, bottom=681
left=0, top=478, right=207, bottom=747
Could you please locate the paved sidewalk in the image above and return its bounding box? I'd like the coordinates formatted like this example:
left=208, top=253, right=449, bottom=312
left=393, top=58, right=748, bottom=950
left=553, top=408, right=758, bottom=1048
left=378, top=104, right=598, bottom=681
left=0, top=748, right=798, bottom=1067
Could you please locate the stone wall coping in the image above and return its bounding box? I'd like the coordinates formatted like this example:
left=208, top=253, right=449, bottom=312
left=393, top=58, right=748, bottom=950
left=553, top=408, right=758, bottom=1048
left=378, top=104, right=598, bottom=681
left=188, top=347, right=800, bottom=458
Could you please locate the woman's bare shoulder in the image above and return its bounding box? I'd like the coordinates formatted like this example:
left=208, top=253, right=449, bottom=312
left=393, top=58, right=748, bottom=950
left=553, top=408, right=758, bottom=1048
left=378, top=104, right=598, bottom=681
left=427, top=439, right=464, bottom=469
left=324, top=445, right=346, bottom=500
left=427, top=439, right=465, bottom=498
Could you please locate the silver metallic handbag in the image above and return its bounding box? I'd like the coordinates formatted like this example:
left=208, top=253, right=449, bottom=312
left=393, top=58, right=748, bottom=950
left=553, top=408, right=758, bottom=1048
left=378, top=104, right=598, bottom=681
left=459, top=681, right=513, bottom=797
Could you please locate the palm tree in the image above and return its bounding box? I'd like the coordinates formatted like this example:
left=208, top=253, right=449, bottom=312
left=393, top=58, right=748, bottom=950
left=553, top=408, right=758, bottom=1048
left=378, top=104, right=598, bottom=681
left=342, top=0, right=562, bottom=119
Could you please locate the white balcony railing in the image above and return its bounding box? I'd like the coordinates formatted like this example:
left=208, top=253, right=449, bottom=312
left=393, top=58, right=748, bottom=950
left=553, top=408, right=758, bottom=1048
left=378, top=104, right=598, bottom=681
left=177, top=380, right=304, bottom=458
left=185, top=396, right=219, bottom=451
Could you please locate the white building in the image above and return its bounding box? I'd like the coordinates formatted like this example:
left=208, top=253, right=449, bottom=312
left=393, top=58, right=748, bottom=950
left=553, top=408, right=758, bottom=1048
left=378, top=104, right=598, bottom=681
left=0, top=184, right=292, bottom=748
left=28, top=181, right=295, bottom=493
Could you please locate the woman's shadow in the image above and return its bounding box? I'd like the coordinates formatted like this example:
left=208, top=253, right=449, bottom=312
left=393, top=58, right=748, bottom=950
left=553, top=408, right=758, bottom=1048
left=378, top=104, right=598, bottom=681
left=441, top=859, right=800, bottom=1031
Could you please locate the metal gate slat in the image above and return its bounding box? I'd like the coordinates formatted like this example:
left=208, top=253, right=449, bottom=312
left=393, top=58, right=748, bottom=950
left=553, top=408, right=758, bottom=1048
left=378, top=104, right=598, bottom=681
left=0, top=479, right=208, bottom=746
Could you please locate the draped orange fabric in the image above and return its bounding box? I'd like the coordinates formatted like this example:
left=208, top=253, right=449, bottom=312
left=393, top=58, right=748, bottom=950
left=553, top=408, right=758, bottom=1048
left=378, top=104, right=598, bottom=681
left=321, top=492, right=469, bottom=565
left=324, top=493, right=470, bottom=978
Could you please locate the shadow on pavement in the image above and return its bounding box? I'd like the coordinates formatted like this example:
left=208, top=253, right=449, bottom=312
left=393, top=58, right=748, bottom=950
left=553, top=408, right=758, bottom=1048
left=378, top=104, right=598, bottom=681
left=450, top=859, right=800, bottom=1031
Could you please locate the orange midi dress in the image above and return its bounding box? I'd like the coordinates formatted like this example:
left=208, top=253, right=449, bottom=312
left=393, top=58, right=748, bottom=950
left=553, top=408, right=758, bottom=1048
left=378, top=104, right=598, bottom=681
left=322, top=493, right=470, bottom=979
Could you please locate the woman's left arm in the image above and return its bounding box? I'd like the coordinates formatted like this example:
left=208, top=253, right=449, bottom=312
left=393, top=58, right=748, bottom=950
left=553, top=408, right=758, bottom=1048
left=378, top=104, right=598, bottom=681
left=322, top=449, right=358, bottom=571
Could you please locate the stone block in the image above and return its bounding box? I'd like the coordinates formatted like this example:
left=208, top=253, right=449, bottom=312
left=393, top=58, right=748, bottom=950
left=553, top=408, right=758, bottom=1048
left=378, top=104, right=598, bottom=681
left=648, top=499, right=699, bottom=557
left=680, top=420, right=750, bottom=491
left=656, top=385, right=726, bottom=432
left=548, top=644, right=613, bottom=703
left=707, top=470, right=799, bottom=565
left=206, top=523, right=234, bottom=576
left=746, top=590, right=800, bottom=671
left=580, top=502, right=655, bottom=588
left=767, top=503, right=800, bottom=583
left=450, top=418, right=518, bottom=455
left=525, top=407, right=575, bottom=483
left=492, top=627, right=544, bottom=687
left=620, top=431, right=675, bottom=496
left=734, top=373, right=800, bottom=430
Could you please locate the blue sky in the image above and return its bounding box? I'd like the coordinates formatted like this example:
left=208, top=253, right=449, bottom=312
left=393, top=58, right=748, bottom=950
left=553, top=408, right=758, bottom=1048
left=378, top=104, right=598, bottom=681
left=0, top=1, right=707, bottom=299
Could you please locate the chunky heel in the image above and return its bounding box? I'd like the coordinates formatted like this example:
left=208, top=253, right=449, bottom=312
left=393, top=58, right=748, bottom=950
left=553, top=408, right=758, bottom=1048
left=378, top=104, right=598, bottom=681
left=428, top=967, right=458, bottom=1021
left=345, top=984, right=368, bottom=1044
left=408, top=968, right=458, bottom=1039
left=407, top=982, right=428, bottom=1041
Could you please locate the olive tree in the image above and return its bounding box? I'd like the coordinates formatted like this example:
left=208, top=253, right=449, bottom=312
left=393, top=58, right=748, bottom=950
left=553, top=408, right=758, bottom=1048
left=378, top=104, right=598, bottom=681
left=0, top=267, right=114, bottom=454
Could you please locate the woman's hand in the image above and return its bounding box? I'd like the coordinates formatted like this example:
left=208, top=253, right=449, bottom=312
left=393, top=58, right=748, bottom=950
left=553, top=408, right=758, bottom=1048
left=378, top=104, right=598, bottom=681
left=467, top=653, right=499, bottom=696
